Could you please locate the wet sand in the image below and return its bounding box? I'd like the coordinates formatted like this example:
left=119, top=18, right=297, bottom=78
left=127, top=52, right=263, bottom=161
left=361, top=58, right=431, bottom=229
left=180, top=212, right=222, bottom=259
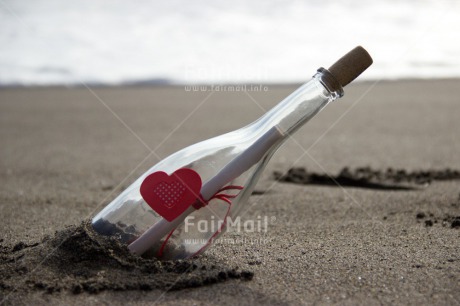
left=1, top=80, right=459, bottom=305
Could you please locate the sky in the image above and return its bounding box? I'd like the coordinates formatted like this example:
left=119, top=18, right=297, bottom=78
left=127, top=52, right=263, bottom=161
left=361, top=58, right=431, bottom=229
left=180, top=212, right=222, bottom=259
left=1, top=0, right=459, bottom=85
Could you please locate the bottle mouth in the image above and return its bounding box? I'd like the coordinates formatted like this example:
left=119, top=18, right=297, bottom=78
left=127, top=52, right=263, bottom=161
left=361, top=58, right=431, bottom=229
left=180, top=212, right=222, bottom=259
left=315, top=67, right=344, bottom=98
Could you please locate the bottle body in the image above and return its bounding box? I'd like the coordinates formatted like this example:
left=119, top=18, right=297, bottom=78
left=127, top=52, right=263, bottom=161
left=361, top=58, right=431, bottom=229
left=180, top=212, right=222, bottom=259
left=92, top=69, right=343, bottom=260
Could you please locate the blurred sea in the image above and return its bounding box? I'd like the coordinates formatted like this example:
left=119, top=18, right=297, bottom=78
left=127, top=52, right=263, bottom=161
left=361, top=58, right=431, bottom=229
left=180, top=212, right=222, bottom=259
left=1, top=0, right=459, bottom=86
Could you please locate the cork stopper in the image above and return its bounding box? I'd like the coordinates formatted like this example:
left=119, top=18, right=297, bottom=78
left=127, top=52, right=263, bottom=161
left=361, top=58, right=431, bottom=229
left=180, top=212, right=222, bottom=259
left=328, top=46, right=373, bottom=87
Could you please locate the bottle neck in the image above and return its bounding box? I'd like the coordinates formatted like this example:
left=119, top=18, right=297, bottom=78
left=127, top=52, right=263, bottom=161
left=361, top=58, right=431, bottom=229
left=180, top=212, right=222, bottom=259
left=247, top=68, right=344, bottom=137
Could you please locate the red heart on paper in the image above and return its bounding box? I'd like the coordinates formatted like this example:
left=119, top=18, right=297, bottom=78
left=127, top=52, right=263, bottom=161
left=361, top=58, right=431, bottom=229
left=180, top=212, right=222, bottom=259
left=140, top=168, right=202, bottom=222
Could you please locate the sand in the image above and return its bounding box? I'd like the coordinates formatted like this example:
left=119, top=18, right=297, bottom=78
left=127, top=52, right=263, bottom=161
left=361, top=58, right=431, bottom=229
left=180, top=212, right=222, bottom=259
left=1, top=79, right=459, bottom=305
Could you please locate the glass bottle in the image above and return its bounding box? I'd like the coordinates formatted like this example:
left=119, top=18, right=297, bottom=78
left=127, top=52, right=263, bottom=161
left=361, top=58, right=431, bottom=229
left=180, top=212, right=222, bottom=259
left=92, top=46, right=372, bottom=260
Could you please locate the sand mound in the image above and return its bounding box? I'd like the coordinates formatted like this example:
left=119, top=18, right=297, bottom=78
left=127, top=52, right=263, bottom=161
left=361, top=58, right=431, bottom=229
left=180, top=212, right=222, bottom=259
left=0, top=221, right=253, bottom=296
left=275, top=167, right=460, bottom=190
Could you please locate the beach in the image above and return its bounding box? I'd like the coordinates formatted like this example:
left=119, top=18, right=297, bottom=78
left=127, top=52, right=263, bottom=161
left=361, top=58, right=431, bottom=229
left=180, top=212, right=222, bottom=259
left=1, top=79, right=459, bottom=305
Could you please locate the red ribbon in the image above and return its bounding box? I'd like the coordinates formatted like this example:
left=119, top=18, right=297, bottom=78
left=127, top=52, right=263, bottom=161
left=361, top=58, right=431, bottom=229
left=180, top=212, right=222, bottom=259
left=158, top=185, right=243, bottom=257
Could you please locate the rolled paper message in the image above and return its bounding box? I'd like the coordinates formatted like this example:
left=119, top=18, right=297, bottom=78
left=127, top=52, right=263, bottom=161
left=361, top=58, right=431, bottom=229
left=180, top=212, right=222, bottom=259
left=128, top=126, right=285, bottom=255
